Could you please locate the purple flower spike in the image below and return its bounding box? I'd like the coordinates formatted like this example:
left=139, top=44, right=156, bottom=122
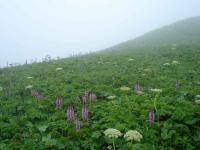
left=89, top=92, right=96, bottom=102
left=75, top=119, right=81, bottom=132
left=66, top=105, right=74, bottom=122
left=82, top=95, right=87, bottom=104
left=176, top=80, right=179, bottom=89
left=36, top=94, right=43, bottom=101
left=134, top=82, right=141, bottom=95
left=82, top=104, right=89, bottom=121
left=31, top=90, right=39, bottom=97
left=55, top=96, right=63, bottom=109
left=148, top=111, right=155, bottom=126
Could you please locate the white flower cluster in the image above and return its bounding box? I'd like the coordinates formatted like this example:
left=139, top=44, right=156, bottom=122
left=143, top=68, right=152, bottom=72
left=25, top=85, right=33, bottom=89
left=56, top=67, right=63, bottom=71
left=150, top=88, right=162, bottom=93
left=195, top=95, right=200, bottom=99
left=195, top=100, right=200, bottom=104
left=163, top=63, right=170, bottom=66
left=104, top=128, right=122, bottom=138
left=0, top=86, right=3, bottom=91
left=107, top=96, right=116, bottom=100
left=124, top=130, right=143, bottom=142
left=172, top=60, right=179, bottom=65
left=128, top=58, right=134, bottom=62
left=195, top=95, right=200, bottom=104
left=120, top=86, right=131, bottom=91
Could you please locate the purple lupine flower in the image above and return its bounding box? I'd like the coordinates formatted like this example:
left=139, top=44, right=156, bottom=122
left=75, top=119, right=81, bottom=132
left=89, top=92, right=96, bottom=102
left=134, top=82, right=141, bottom=94
left=55, top=96, right=63, bottom=109
left=31, top=90, right=39, bottom=97
left=148, top=111, right=155, bottom=126
left=82, top=95, right=87, bottom=104
left=176, top=80, right=179, bottom=89
left=66, top=105, right=74, bottom=122
left=82, top=104, right=89, bottom=121
left=36, top=94, right=43, bottom=101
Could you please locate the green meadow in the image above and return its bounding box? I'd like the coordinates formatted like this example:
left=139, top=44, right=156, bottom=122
left=0, top=17, right=200, bottom=150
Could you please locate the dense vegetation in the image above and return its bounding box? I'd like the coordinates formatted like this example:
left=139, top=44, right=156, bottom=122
left=0, top=17, right=200, bottom=150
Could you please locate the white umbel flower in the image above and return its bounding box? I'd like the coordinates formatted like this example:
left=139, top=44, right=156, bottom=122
left=104, top=128, right=122, bottom=138
left=25, top=85, right=33, bottom=89
left=107, top=96, right=116, bottom=100
left=163, top=63, right=170, bottom=66
left=128, top=58, right=134, bottom=62
left=172, top=60, right=179, bottom=65
left=120, top=86, right=131, bottom=91
left=124, top=130, right=143, bottom=142
left=195, top=100, right=200, bottom=104
left=56, top=67, right=63, bottom=71
left=150, top=88, right=162, bottom=93
left=195, top=95, right=200, bottom=99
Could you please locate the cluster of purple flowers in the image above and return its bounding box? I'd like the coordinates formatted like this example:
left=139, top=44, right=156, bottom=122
left=176, top=80, right=179, bottom=89
left=77, top=91, right=97, bottom=103
left=134, top=82, right=141, bottom=95
left=148, top=110, right=155, bottom=126
left=66, top=105, right=75, bottom=122
left=66, top=91, right=97, bottom=131
left=31, top=90, right=43, bottom=101
left=82, top=104, right=89, bottom=121
left=55, top=96, right=63, bottom=109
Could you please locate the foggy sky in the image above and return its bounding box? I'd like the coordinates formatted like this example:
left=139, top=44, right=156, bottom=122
left=0, top=0, right=200, bottom=67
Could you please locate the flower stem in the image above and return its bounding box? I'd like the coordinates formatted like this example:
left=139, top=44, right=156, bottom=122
left=113, top=139, right=115, bottom=150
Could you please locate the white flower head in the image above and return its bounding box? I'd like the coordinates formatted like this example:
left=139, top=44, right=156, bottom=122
left=104, top=128, right=122, bottom=138
left=163, top=63, right=170, bottom=66
left=120, top=86, right=131, bottom=91
left=150, top=88, right=162, bottom=93
left=172, top=60, right=179, bottom=65
left=195, top=100, right=200, bottom=104
left=56, top=67, right=63, bottom=71
left=143, top=68, right=152, bottom=72
left=195, top=95, right=200, bottom=99
left=25, top=85, right=33, bottom=89
left=107, top=96, right=116, bottom=100
left=124, top=130, right=143, bottom=142
left=128, top=58, right=134, bottom=62
left=0, top=86, right=3, bottom=91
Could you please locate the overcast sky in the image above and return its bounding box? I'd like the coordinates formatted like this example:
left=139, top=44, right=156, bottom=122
left=0, top=0, right=200, bottom=66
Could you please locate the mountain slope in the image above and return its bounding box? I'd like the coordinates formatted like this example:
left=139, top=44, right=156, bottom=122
left=104, top=16, right=200, bottom=52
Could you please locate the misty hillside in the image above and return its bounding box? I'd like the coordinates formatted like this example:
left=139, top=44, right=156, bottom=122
left=105, top=16, right=200, bottom=52
left=0, top=17, right=200, bottom=150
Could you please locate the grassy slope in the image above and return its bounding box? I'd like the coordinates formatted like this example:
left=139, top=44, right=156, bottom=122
left=0, top=17, right=200, bottom=150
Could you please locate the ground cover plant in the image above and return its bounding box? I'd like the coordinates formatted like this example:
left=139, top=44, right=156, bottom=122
left=0, top=17, right=200, bottom=150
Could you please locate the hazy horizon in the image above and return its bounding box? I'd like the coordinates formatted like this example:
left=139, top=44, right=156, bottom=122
left=0, top=0, right=200, bottom=67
